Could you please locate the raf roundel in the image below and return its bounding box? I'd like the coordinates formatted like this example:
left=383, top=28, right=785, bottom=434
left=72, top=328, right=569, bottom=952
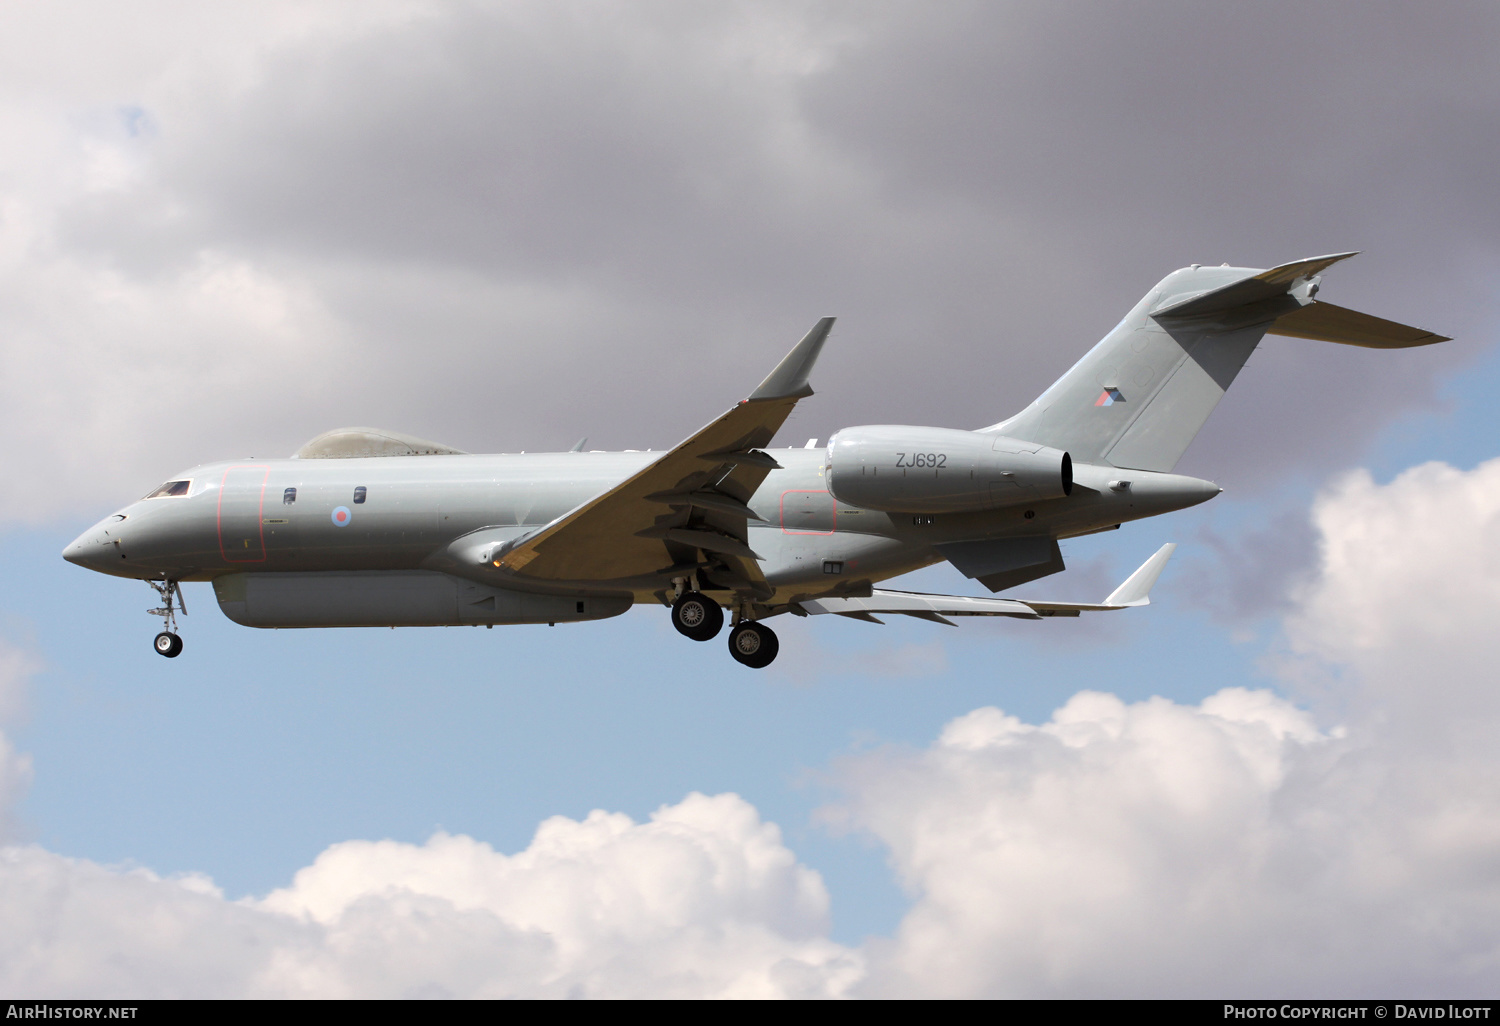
left=331, top=506, right=352, bottom=527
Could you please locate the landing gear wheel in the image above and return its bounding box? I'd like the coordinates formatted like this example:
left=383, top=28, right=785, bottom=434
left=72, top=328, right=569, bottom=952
left=147, top=580, right=187, bottom=658
left=727, top=621, right=778, bottom=669
left=671, top=592, right=724, bottom=642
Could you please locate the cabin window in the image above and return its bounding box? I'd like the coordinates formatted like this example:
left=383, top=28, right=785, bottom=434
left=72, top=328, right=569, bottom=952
left=145, top=480, right=191, bottom=499
left=353, top=486, right=367, bottom=504
left=283, top=487, right=297, bottom=505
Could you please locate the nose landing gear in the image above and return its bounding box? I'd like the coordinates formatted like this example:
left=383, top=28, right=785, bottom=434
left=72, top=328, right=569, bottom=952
left=148, top=579, right=186, bottom=658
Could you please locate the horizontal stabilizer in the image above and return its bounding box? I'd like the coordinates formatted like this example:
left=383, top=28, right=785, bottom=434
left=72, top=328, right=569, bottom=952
left=1269, top=301, right=1450, bottom=348
left=798, top=544, right=1176, bottom=621
left=800, top=590, right=1041, bottom=621
left=1151, top=253, right=1359, bottom=319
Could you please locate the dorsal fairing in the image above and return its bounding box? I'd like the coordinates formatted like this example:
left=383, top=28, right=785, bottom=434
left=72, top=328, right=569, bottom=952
left=293, top=427, right=468, bottom=459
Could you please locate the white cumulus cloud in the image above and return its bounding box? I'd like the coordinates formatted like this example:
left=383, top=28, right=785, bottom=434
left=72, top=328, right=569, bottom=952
left=10, top=456, right=1500, bottom=996
left=0, top=639, right=39, bottom=842
left=0, top=794, right=860, bottom=998
left=826, top=456, right=1500, bottom=997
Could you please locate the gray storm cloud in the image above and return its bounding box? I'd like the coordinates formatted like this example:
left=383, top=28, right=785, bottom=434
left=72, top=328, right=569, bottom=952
left=1, top=1, right=1492, bottom=524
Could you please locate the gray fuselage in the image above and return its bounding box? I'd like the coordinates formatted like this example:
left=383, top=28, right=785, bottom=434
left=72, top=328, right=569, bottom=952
left=64, top=448, right=1217, bottom=620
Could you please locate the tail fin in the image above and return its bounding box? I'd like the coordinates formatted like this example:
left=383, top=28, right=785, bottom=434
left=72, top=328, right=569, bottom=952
left=985, top=254, right=1449, bottom=473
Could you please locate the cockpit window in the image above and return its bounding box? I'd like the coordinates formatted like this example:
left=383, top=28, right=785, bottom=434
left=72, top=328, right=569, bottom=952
left=145, top=480, right=191, bottom=499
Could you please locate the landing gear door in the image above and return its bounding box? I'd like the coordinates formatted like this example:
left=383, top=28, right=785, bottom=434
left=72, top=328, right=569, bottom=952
left=218, top=466, right=269, bottom=563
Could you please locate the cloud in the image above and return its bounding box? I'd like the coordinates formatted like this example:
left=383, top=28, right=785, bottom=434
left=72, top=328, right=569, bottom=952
left=2, top=616, right=859, bottom=999
left=0, top=639, right=39, bottom=842
left=4, top=1, right=1492, bottom=524
left=0, top=793, right=859, bottom=998
left=825, top=455, right=1500, bottom=997
left=1289, top=457, right=1500, bottom=686
left=258, top=795, right=860, bottom=998
left=9, top=454, right=1500, bottom=996
left=1181, top=504, right=1322, bottom=624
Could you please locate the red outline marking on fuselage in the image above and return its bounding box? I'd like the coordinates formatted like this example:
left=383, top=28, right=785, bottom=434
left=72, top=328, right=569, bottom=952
left=779, top=489, right=837, bottom=536
left=217, top=465, right=270, bottom=563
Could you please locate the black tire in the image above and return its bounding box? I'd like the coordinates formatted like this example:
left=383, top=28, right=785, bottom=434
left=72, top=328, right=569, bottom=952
left=671, top=592, right=723, bottom=642
left=154, top=632, right=183, bottom=658
left=727, top=621, right=778, bottom=669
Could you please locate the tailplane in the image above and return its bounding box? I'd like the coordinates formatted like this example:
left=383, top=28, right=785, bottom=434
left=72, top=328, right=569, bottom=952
left=985, top=254, right=1448, bottom=473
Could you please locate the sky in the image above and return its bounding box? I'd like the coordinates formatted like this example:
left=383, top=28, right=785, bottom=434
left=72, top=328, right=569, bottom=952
left=2, top=0, right=1500, bottom=998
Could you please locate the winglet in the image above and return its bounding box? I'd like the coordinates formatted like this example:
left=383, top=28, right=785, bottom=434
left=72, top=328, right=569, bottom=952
left=749, top=317, right=835, bottom=401
left=1103, top=543, right=1177, bottom=607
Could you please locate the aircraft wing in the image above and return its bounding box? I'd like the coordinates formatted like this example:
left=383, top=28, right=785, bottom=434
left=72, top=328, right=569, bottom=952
left=799, top=543, right=1176, bottom=624
left=493, top=319, right=835, bottom=593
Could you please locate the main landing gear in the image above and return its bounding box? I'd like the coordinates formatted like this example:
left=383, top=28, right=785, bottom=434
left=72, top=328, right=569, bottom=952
left=668, top=586, right=780, bottom=668
left=148, top=579, right=186, bottom=658
left=671, top=591, right=724, bottom=642
left=726, top=620, right=778, bottom=669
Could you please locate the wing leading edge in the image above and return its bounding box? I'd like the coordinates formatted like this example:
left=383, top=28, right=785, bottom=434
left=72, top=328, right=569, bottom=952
left=492, top=319, right=836, bottom=593
left=799, top=543, right=1176, bottom=624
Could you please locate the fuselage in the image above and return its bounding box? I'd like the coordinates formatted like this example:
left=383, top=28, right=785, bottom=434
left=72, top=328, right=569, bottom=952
left=63, top=447, right=1219, bottom=615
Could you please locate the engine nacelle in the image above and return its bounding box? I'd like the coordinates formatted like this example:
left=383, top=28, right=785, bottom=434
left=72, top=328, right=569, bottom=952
left=826, top=425, right=1071, bottom=513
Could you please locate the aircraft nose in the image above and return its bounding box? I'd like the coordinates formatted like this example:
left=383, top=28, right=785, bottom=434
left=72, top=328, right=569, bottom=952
left=63, top=529, right=104, bottom=568
left=62, top=517, right=126, bottom=571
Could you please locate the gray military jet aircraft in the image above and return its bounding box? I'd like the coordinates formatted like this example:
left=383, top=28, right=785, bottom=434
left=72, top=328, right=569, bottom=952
left=64, top=253, right=1447, bottom=667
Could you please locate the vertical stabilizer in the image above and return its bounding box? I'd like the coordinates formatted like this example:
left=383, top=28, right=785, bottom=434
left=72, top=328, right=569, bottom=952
left=981, top=254, right=1444, bottom=474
